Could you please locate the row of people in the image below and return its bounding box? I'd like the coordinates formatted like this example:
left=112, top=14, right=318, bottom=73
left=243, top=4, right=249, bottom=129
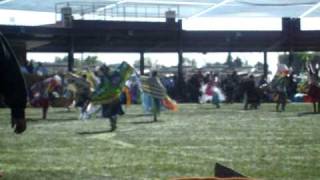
left=21, top=60, right=48, bottom=76
left=1, top=26, right=319, bottom=135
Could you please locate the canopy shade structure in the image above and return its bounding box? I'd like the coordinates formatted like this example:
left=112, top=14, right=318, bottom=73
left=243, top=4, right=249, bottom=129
left=1, top=18, right=319, bottom=53
left=1, top=0, right=320, bottom=19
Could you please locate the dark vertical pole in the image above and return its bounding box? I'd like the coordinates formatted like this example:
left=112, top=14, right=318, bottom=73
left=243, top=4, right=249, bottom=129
left=177, top=19, right=184, bottom=101
left=282, top=17, right=299, bottom=69
left=55, top=4, right=57, bottom=22
left=263, top=51, right=268, bottom=78
left=177, top=49, right=184, bottom=101
left=178, top=50, right=183, bottom=81
left=140, top=51, right=144, bottom=75
left=68, top=36, right=74, bottom=72
left=288, top=50, right=294, bottom=67
left=81, top=5, right=84, bottom=20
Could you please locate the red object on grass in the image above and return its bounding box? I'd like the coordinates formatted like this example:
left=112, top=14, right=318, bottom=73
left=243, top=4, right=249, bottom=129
left=304, top=95, right=313, bottom=102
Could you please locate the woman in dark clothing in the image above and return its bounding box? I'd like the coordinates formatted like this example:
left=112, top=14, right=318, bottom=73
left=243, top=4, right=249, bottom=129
left=0, top=32, right=27, bottom=134
left=242, top=75, right=260, bottom=110
left=101, top=101, right=122, bottom=131
left=306, top=62, right=320, bottom=113
left=273, top=75, right=289, bottom=112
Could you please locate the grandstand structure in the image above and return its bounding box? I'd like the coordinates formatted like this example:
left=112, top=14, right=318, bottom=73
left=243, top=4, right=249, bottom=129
left=1, top=0, right=320, bottom=91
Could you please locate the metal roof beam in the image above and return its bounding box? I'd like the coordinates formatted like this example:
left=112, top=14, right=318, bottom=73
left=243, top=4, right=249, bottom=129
left=300, top=2, right=320, bottom=18
left=96, top=0, right=127, bottom=12
left=188, top=0, right=233, bottom=19
left=0, top=0, right=14, bottom=5
left=125, top=0, right=214, bottom=6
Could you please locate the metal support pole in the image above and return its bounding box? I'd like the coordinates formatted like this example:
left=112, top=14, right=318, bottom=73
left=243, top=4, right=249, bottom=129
left=92, top=3, right=95, bottom=19
left=104, top=7, right=106, bottom=20
left=145, top=7, right=147, bottom=17
left=68, top=36, right=74, bottom=72
left=135, top=4, right=138, bottom=18
left=140, top=51, right=145, bottom=75
left=123, top=6, right=126, bottom=21
left=263, top=51, right=268, bottom=78
left=177, top=49, right=184, bottom=101
left=81, top=5, right=84, bottom=20
left=116, top=5, right=119, bottom=17
left=55, top=4, right=57, bottom=22
left=177, top=19, right=184, bottom=100
left=288, top=50, right=294, bottom=67
left=178, top=50, right=183, bottom=82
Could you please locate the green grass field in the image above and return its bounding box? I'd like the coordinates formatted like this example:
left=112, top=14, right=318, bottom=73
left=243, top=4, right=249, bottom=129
left=1, top=103, right=320, bottom=180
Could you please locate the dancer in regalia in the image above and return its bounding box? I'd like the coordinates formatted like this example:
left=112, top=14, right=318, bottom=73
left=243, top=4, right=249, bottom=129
left=76, top=74, right=91, bottom=120
left=140, top=71, right=178, bottom=122
left=271, top=64, right=290, bottom=112
left=91, top=62, right=134, bottom=131
left=199, top=76, right=225, bottom=108
left=306, top=61, right=320, bottom=113
left=211, top=74, right=224, bottom=108
left=30, top=75, right=63, bottom=119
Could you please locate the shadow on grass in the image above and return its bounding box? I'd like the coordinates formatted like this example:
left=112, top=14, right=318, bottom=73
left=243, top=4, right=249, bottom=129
left=130, top=120, right=164, bottom=124
left=77, top=129, right=112, bottom=135
left=297, top=112, right=320, bottom=117
left=27, top=117, right=78, bottom=123
left=125, top=113, right=153, bottom=118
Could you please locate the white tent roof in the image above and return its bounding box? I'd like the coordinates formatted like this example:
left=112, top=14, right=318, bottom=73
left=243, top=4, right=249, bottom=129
left=1, top=0, right=320, bottom=18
